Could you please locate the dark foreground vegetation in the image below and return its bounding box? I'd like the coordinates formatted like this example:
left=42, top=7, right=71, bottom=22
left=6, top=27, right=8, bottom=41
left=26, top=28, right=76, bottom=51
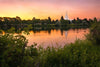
left=0, top=18, right=100, bottom=67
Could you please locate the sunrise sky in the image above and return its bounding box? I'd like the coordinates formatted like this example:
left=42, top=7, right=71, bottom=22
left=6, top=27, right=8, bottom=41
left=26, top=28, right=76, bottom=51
left=0, top=0, right=100, bottom=20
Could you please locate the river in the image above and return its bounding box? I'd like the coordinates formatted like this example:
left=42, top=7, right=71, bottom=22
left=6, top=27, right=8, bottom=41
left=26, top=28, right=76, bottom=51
left=20, top=28, right=89, bottom=48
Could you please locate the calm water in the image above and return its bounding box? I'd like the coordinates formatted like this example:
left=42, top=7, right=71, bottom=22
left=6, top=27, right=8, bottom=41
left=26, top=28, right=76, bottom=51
left=20, top=28, right=89, bottom=48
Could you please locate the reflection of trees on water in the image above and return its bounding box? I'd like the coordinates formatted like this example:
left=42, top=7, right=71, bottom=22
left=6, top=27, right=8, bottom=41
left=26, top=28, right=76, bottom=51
left=60, top=29, right=64, bottom=36
left=60, top=29, right=68, bottom=36
left=48, top=30, right=51, bottom=34
left=1, top=27, right=89, bottom=37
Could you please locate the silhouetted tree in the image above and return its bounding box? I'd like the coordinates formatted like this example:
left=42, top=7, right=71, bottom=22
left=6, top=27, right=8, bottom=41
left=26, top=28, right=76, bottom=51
left=60, top=16, right=64, bottom=21
left=48, top=17, right=51, bottom=23
left=94, top=17, right=97, bottom=23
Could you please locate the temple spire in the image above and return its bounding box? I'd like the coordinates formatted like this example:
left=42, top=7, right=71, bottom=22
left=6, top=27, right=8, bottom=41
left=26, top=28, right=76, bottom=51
left=64, top=12, right=69, bottom=20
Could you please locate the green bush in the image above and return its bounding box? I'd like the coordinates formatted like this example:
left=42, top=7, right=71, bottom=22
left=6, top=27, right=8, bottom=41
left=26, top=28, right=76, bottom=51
left=39, top=40, right=100, bottom=67
left=87, top=22, right=100, bottom=45
left=0, top=34, right=38, bottom=67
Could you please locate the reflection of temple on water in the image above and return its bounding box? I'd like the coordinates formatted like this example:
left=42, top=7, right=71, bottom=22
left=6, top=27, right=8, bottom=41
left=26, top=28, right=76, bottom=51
left=65, top=31, right=68, bottom=37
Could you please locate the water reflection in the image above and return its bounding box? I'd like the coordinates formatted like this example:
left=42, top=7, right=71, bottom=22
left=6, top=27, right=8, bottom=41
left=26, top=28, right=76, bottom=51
left=21, top=29, right=89, bottom=48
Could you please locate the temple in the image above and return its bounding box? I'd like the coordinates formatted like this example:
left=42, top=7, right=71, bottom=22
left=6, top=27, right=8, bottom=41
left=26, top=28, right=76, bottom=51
left=64, top=13, right=69, bottom=20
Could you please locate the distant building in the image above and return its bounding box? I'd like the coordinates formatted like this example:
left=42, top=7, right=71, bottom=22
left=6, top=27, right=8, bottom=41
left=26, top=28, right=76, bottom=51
left=64, top=13, right=69, bottom=20
left=64, top=12, right=73, bottom=22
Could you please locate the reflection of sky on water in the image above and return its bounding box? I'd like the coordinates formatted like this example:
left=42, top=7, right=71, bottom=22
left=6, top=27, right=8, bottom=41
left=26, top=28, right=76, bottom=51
left=21, top=29, right=89, bottom=48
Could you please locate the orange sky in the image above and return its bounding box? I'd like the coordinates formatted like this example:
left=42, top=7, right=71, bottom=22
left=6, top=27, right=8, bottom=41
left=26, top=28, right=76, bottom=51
left=0, top=0, right=100, bottom=20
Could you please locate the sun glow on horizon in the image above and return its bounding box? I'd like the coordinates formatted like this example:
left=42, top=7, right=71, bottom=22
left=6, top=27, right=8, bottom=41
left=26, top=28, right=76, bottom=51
left=0, top=0, right=100, bottom=20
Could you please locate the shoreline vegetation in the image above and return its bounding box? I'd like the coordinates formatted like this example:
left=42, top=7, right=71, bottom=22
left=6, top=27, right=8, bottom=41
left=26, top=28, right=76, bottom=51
left=0, top=17, right=100, bottom=67
left=0, top=16, right=97, bottom=33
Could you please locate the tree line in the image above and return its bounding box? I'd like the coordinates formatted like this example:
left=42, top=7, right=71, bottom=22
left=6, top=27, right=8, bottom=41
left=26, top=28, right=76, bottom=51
left=0, top=16, right=98, bottom=31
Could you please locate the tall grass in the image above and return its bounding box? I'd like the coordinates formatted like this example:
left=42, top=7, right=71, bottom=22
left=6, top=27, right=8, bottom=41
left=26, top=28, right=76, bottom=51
left=39, top=40, right=100, bottom=67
